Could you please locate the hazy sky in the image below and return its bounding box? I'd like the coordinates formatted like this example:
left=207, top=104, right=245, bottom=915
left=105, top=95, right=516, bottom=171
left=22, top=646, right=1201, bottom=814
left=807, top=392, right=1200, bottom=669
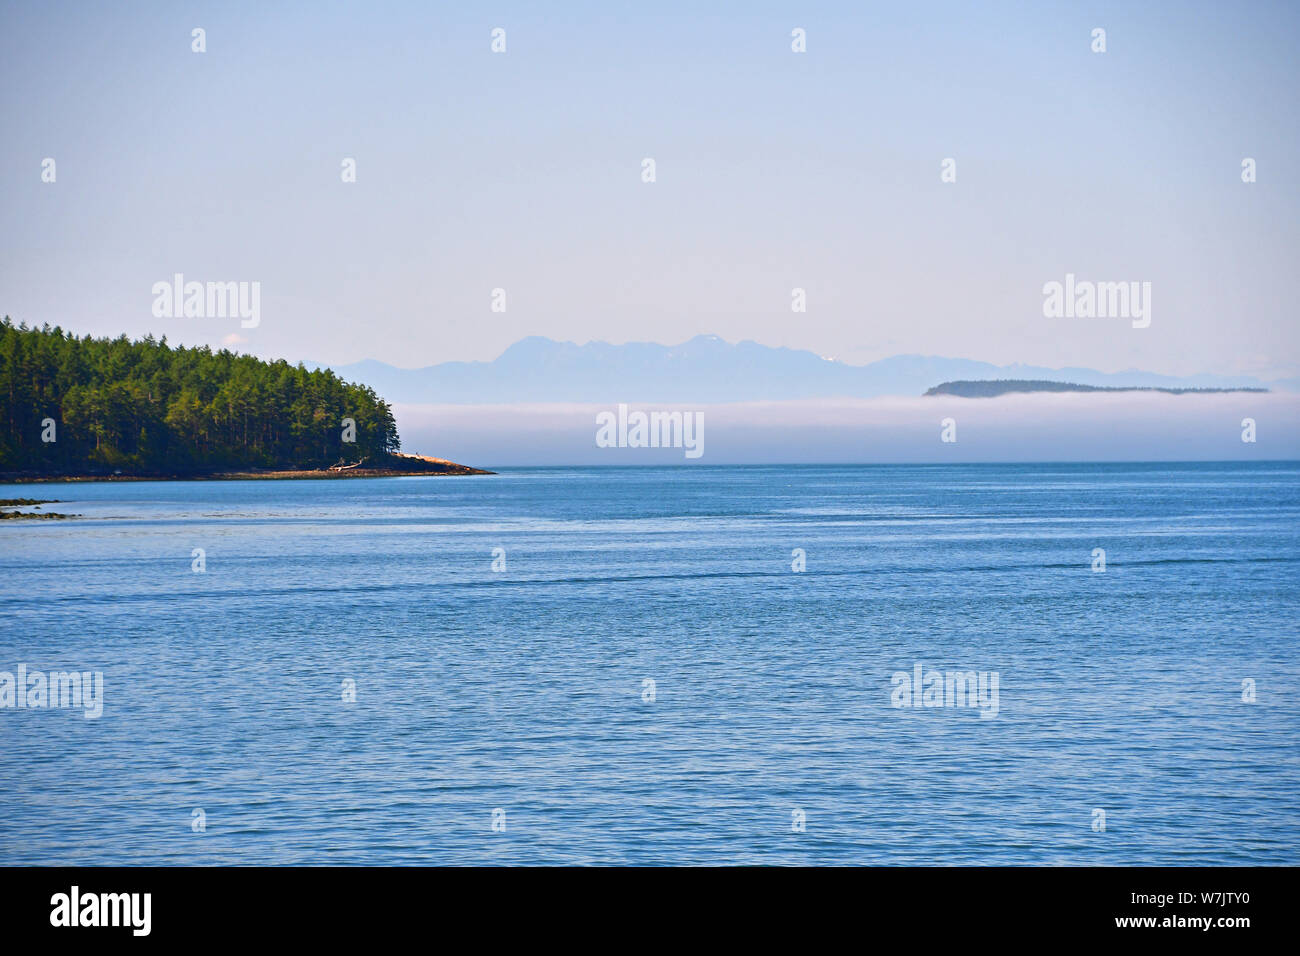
left=2, top=0, right=1298, bottom=378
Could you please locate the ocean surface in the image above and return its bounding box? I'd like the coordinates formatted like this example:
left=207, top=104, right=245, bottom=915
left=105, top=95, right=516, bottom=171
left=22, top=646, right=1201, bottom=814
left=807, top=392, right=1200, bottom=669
left=1, top=463, right=1297, bottom=865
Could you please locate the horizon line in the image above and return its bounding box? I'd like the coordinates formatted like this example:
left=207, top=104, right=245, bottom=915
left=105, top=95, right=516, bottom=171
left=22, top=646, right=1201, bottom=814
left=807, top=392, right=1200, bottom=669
left=461, top=459, right=1300, bottom=469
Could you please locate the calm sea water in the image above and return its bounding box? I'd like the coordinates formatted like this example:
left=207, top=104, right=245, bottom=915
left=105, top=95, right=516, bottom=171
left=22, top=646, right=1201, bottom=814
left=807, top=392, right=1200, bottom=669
left=1, top=463, right=1297, bottom=865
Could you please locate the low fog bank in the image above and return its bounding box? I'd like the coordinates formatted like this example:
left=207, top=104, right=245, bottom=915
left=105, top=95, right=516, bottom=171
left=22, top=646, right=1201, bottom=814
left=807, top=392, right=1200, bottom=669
left=393, top=393, right=1300, bottom=467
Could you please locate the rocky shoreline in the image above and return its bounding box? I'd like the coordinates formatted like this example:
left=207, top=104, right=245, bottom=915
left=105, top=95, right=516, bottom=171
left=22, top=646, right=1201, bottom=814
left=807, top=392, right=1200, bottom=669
left=0, top=453, right=494, bottom=484
left=0, top=498, right=77, bottom=519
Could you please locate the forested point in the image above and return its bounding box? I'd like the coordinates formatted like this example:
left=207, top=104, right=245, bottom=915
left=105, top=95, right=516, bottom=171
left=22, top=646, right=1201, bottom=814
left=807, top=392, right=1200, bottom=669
left=0, top=318, right=401, bottom=476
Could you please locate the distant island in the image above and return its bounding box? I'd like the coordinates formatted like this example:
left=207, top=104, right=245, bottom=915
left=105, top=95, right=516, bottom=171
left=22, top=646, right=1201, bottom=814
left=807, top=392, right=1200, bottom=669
left=924, top=379, right=1270, bottom=398
left=0, top=319, right=490, bottom=480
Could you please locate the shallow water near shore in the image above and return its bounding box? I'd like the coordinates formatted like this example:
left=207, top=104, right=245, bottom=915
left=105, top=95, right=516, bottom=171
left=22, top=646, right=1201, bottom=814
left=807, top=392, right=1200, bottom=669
left=1, top=462, right=1297, bottom=865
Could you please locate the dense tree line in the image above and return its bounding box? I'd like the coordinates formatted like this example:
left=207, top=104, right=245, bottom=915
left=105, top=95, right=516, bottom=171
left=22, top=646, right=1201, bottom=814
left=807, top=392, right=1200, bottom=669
left=0, top=318, right=400, bottom=474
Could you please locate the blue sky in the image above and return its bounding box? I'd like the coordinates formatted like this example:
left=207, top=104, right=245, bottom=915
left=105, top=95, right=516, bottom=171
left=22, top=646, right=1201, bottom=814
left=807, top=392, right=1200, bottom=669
left=2, top=0, right=1298, bottom=379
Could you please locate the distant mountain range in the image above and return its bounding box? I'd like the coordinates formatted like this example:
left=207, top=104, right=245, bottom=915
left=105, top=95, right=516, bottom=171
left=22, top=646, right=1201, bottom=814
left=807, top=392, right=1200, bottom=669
left=307, top=335, right=1296, bottom=404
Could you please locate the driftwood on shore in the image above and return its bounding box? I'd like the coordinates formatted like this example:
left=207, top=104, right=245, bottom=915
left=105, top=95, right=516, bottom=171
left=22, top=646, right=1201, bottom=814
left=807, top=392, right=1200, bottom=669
left=329, top=457, right=368, bottom=472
